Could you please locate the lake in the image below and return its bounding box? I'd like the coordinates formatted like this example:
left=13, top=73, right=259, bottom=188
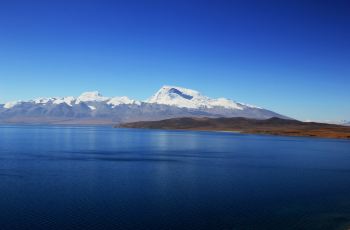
left=0, top=125, right=350, bottom=230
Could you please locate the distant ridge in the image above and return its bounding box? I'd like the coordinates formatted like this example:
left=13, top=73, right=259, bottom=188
left=119, top=117, right=350, bottom=139
left=0, top=86, right=288, bottom=124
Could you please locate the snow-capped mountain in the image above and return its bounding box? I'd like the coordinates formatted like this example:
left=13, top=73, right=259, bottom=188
left=0, top=86, right=288, bottom=124
left=76, top=91, right=109, bottom=103
left=148, top=86, right=249, bottom=110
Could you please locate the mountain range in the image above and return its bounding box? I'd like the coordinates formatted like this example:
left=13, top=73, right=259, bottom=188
left=0, top=86, right=288, bottom=124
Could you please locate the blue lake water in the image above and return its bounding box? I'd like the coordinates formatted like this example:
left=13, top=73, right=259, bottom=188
left=0, top=125, right=350, bottom=230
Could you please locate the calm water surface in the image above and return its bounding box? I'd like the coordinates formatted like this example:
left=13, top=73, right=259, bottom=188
left=0, top=125, right=350, bottom=230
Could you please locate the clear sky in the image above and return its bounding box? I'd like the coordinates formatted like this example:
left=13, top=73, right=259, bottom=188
left=0, top=0, right=349, bottom=121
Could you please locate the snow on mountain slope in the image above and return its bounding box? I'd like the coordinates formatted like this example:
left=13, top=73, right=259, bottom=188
left=0, top=86, right=288, bottom=123
left=209, top=98, right=243, bottom=110
left=4, top=101, right=22, bottom=109
left=0, top=86, right=265, bottom=111
left=53, top=96, right=75, bottom=106
left=107, top=96, right=141, bottom=108
left=76, top=91, right=109, bottom=104
left=147, top=86, right=202, bottom=108
left=88, top=105, right=97, bottom=110
left=34, top=98, right=54, bottom=104
left=2, top=92, right=141, bottom=109
left=75, top=92, right=141, bottom=107
left=147, top=85, right=250, bottom=110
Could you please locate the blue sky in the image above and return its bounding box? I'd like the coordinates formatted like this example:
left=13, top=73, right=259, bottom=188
left=0, top=0, right=349, bottom=121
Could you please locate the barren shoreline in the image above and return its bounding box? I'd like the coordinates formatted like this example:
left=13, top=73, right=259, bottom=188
left=118, top=117, right=350, bottom=140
